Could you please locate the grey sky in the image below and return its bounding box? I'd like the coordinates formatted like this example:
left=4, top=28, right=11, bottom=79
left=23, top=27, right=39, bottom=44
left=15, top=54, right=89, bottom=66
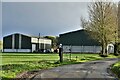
left=2, top=2, right=89, bottom=38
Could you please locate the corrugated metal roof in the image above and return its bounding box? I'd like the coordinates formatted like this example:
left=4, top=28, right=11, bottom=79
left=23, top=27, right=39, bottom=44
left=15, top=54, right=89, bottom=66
left=3, top=33, right=51, bottom=40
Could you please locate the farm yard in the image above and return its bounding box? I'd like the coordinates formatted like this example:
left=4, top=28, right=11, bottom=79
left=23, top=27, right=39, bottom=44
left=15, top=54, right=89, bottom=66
left=0, top=53, right=119, bottom=79
left=1, top=1, right=120, bottom=79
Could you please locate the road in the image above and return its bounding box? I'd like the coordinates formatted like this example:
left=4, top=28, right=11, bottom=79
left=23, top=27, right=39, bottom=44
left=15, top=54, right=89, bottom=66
left=33, top=58, right=119, bottom=80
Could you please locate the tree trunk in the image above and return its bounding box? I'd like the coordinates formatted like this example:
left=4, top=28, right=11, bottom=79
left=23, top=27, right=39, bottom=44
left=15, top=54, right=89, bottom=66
left=101, top=44, right=104, bottom=55
left=101, top=41, right=107, bottom=55
left=105, top=43, right=108, bottom=55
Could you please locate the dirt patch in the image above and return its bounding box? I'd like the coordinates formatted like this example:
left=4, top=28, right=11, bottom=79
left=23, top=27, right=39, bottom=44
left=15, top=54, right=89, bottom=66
left=16, top=69, right=46, bottom=79
left=16, top=70, right=39, bottom=78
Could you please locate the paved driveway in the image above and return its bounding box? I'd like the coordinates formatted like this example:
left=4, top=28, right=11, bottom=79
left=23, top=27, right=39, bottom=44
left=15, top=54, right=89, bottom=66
left=33, top=58, right=119, bottom=80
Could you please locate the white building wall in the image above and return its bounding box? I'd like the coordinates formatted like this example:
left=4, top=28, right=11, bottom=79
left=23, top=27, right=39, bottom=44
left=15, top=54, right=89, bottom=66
left=4, top=49, right=31, bottom=52
left=31, top=37, right=51, bottom=52
left=43, top=39, right=52, bottom=44
left=63, top=45, right=101, bottom=53
left=12, top=34, right=15, bottom=49
left=19, top=34, right=21, bottom=49
left=107, top=44, right=114, bottom=53
left=32, top=44, right=36, bottom=52
left=31, top=38, right=38, bottom=43
left=31, top=38, right=51, bottom=44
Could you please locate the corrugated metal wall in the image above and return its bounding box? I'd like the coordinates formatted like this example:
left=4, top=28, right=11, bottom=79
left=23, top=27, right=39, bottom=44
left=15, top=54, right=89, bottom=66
left=3, top=33, right=52, bottom=52
left=59, top=30, right=100, bottom=46
left=3, top=33, right=32, bottom=52
left=21, top=34, right=31, bottom=49
left=15, top=34, right=19, bottom=49
left=3, top=35, right=12, bottom=49
left=63, top=45, right=101, bottom=53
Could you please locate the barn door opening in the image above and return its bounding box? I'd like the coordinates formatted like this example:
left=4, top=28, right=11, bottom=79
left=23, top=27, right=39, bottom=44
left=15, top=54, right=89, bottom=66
left=32, top=44, right=36, bottom=52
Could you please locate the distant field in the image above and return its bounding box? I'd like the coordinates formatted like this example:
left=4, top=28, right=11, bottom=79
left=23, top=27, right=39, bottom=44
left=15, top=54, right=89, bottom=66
left=1, top=53, right=119, bottom=78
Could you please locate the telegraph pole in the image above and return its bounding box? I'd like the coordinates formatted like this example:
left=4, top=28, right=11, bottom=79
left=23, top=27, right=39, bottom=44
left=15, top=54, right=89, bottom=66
left=38, top=33, right=40, bottom=51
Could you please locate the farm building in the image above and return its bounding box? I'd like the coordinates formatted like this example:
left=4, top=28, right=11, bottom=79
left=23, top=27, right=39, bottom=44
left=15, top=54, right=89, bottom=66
left=3, top=33, right=52, bottom=52
left=59, top=29, right=114, bottom=53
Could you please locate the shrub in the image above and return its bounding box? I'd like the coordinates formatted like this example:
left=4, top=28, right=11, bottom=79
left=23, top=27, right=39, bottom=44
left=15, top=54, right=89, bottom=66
left=111, top=62, right=120, bottom=78
left=99, top=54, right=108, bottom=57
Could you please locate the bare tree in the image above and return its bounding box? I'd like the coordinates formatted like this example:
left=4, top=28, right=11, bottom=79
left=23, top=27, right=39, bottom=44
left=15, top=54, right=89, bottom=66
left=118, top=2, right=120, bottom=41
left=80, top=16, right=88, bottom=29
left=84, top=1, right=118, bottom=55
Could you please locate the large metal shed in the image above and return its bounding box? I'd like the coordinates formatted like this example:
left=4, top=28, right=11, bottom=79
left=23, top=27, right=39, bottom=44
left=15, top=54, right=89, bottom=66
left=3, top=33, right=52, bottom=52
left=59, top=29, right=102, bottom=53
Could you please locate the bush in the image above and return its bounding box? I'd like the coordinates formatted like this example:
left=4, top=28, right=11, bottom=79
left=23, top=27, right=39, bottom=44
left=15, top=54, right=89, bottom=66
left=111, top=62, right=120, bottom=78
left=114, top=53, right=119, bottom=56
left=99, top=54, right=108, bottom=57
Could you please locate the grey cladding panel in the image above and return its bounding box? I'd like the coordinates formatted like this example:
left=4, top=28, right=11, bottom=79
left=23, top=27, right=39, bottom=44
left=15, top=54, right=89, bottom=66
left=59, top=30, right=101, bottom=46
left=15, top=34, right=19, bottom=49
left=45, top=44, right=51, bottom=49
left=3, top=35, right=12, bottom=49
left=21, top=35, right=32, bottom=49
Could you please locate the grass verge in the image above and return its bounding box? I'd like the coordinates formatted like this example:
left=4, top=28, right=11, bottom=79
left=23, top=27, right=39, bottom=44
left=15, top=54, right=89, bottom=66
left=111, top=61, right=120, bottom=78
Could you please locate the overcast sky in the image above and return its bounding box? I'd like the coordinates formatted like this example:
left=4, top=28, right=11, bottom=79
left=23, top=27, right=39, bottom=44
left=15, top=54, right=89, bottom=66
left=2, top=2, right=89, bottom=39
left=1, top=0, right=120, bottom=40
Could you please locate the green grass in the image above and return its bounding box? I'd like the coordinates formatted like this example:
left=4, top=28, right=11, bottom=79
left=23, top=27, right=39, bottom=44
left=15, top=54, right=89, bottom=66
left=2, top=53, right=59, bottom=65
left=111, top=61, right=120, bottom=78
left=1, top=53, right=119, bottom=78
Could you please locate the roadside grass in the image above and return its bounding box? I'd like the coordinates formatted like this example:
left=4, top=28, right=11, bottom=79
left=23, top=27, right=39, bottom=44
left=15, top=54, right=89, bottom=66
left=111, top=60, right=120, bottom=78
left=1, top=53, right=119, bottom=78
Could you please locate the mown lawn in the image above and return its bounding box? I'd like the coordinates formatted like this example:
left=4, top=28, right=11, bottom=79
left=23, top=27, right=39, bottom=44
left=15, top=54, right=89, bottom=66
left=0, top=53, right=119, bottom=78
